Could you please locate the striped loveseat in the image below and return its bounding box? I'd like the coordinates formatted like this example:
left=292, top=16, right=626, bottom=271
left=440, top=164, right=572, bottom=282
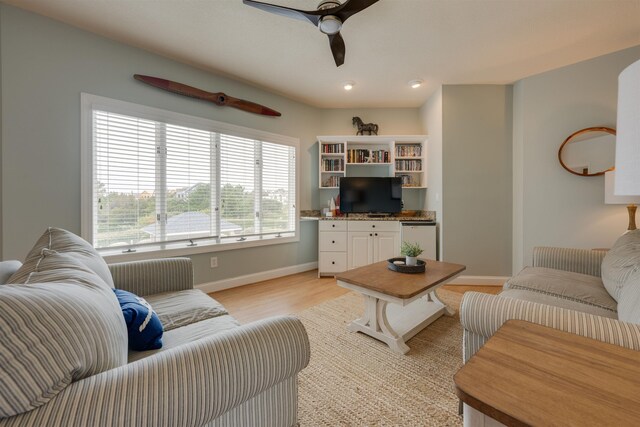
left=461, top=230, right=640, bottom=363
left=0, top=231, right=310, bottom=427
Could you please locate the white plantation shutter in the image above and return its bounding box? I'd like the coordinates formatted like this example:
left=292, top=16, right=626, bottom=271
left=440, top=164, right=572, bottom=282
left=86, top=96, right=297, bottom=251
left=261, top=141, right=296, bottom=234
left=219, top=135, right=256, bottom=238
left=165, top=124, right=216, bottom=242
left=93, top=110, right=157, bottom=248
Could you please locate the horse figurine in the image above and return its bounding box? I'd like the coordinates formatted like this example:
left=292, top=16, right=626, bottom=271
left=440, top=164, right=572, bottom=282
left=352, top=117, right=379, bottom=135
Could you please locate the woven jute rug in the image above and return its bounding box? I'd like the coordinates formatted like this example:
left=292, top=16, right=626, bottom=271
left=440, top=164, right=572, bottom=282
left=296, top=289, right=463, bottom=426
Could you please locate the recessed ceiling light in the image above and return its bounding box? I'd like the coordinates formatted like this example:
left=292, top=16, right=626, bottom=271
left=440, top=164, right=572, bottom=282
left=409, top=80, right=423, bottom=89
left=343, top=81, right=355, bottom=91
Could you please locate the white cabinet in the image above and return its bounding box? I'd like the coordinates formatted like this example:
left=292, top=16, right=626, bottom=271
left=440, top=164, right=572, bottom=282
left=346, top=221, right=401, bottom=270
left=319, top=220, right=401, bottom=276
left=318, top=135, right=428, bottom=190
left=373, top=231, right=401, bottom=263
left=318, top=252, right=348, bottom=274
left=319, top=231, right=347, bottom=252
left=318, top=220, right=348, bottom=276
left=346, top=220, right=399, bottom=232
left=347, top=231, right=374, bottom=269
left=347, top=229, right=400, bottom=270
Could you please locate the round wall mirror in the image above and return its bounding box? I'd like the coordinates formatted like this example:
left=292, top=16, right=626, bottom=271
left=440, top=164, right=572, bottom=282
left=558, top=127, right=616, bottom=177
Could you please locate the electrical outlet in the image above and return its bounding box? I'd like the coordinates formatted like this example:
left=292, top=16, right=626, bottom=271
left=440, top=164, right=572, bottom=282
left=210, top=257, right=218, bottom=268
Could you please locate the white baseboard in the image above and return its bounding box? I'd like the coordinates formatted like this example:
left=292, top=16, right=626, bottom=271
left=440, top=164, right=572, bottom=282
left=196, top=261, right=318, bottom=294
left=448, top=275, right=510, bottom=286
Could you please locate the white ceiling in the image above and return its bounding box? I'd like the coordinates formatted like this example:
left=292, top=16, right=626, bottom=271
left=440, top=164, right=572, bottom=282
left=6, top=0, right=640, bottom=108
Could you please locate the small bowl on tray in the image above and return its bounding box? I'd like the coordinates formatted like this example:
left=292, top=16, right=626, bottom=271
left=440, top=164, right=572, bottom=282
left=387, top=257, right=426, bottom=274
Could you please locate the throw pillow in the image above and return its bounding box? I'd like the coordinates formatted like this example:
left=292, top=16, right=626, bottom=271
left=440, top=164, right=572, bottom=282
left=113, top=289, right=164, bottom=351
left=616, top=269, right=640, bottom=324
left=601, top=229, right=640, bottom=301
left=8, top=227, right=115, bottom=288
left=0, top=260, right=22, bottom=285
left=21, top=249, right=112, bottom=289
left=0, top=253, right=128, bottom=417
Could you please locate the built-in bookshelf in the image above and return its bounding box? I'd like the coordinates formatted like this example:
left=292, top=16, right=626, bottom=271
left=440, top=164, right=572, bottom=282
left=394, top=141, right=424, bottom=188
left=318, top=136, right=427, bottom=189
left=319, top=141, right=345, bottom=188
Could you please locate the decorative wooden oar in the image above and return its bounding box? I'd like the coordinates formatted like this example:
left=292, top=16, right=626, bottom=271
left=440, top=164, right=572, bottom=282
left=133, top=74, right=281, bottom=117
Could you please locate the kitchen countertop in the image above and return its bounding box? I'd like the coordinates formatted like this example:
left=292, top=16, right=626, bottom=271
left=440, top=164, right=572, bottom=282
left=300, top=210, right=435, bottom=222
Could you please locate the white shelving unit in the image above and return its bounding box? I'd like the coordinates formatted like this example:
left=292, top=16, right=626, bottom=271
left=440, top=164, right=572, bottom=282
left=318, top=135, right=428, bottom=190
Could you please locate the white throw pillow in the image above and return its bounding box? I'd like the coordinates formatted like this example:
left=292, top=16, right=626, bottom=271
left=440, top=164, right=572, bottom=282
left=616, top=269, right=640, bottom=324
left=0, top=251, right=127, bottom=418
left=601, top=229, right=640, bottom=302
left=8, top=227, right=115, bottom=288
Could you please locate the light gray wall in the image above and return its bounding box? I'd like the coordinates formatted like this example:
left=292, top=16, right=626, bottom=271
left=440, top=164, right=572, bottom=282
left=0, top=5, right=422, bottom=284
left=441, top=85, right=513, bottom=276
left=512, top=45, right=640, bottom=272
left=0, top=5, right=318, bottom=281
left=420, top=87, right=443, bottom=257
left=512, top=82, right=524, bottom=274
left=319, top=108, right=422, bottom=135
left=0, top=4, right=3, bottom=260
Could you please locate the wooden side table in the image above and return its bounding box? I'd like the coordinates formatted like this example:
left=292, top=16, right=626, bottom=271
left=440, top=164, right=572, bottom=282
left=454, top=320, right=640, bottom=426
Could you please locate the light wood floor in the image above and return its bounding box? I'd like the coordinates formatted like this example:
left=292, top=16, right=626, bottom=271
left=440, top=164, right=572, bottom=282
left=210, top=270, right=501, bottom=323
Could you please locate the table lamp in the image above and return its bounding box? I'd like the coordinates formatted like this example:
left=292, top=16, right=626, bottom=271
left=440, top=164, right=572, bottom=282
left=605, top=171, right=640, bottom=231
left=614, top=59, right=640, bottom=230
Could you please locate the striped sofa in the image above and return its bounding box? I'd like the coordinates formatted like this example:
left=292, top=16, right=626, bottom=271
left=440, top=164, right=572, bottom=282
left=0, top=257, right=310, bottom=427
left=461, top=231, right=640, bottom=363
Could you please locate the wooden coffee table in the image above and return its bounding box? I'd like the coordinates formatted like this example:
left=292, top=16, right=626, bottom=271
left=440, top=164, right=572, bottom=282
left=336, top=259, right=465, bottom=354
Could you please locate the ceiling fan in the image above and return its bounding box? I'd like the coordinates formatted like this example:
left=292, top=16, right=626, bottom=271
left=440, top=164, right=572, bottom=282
left=243, top=0, right=380, bottom=67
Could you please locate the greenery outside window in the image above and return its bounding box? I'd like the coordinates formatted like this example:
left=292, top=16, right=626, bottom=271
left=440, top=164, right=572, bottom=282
left=81, top=94, right=298, bottom=257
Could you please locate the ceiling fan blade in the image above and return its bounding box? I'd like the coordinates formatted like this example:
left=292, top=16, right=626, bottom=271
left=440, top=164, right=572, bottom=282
left=243, top=0, right=322, bottom=26
left=328, top=32, right=346, bottom=67
left=334, top=0, right=380, bottom=22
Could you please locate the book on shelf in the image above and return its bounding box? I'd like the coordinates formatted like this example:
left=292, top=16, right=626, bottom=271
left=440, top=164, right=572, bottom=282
left=322, top=158, right=344, bottom=171
left=395, top=145, right=422, bottom=157
left=321, top=143, right=344, bottom=154
left=322, top=175, right=341, bottom=187
left=347, top=149, right=389, bottom=163
left=397, top=174, right=418, bottom=187
left=395, top=159, right=422, bottom=171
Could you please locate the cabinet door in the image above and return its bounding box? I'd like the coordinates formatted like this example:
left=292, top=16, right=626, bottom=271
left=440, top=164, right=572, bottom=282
left=319, top=231, right=348, bottom=252
left=373, top=231, right=400, bottom=262
left=348, top=231, right=374, bottom=269
left=318, top=252, right=347, bottom=274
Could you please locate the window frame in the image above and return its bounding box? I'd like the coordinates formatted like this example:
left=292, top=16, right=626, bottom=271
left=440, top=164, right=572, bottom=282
left=81, top=93, right=300, bottom=262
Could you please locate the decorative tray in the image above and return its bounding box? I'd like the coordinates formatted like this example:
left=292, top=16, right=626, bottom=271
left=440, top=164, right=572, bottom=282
left=387, top=257, right=426, bottom=274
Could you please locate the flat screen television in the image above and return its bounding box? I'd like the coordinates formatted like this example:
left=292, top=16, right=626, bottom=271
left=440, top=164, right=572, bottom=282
left=339, top=177, right=402, bottom=214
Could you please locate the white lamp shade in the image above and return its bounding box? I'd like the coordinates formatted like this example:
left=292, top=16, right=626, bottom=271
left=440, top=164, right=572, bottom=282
left=605, top=171, right=640, bottom=204
left=615, top=59, right=640, bottom=196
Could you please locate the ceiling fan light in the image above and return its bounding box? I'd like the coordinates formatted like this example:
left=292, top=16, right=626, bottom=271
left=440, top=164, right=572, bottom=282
left=343, top=81, right=355, bottom=91
left=319, top=15, right=342, bottom=35
left=409, top=80, right=423, bottom=89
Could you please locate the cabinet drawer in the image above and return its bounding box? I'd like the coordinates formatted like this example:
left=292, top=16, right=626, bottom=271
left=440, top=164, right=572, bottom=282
left=347, top=220, right=399, bottom=232
left=319, top=252, right=347, bottom=273
left=319, top=220, right=347, bottom=232
left=319, top=231, right=347, bottom=252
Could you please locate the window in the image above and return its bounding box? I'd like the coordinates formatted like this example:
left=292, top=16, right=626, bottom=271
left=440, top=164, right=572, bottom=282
left=82, top=94, right=298, bottom=256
